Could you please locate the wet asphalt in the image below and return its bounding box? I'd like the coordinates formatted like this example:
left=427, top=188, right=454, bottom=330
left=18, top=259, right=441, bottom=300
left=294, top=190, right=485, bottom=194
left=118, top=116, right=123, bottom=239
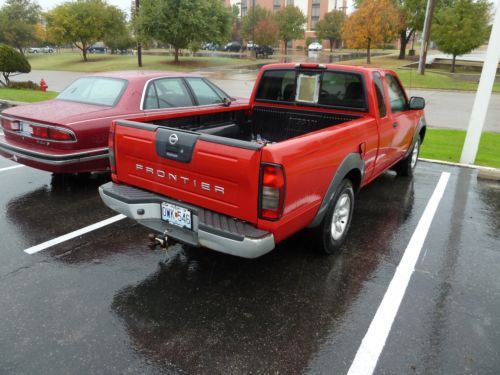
left=0, top=156, right=499, bottom=374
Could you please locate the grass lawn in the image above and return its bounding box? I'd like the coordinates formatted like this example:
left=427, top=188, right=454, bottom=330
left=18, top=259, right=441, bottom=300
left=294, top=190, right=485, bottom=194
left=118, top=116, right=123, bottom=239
left=341, top=54, right=500, bottom=93
left=27, top=52, right=257, bottom=72
left=420, top=128, right=500, bottom=168
left=0, top=88, right=58, bottom=102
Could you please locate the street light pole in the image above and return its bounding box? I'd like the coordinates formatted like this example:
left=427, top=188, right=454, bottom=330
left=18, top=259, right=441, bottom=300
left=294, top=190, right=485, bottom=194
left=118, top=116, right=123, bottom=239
left=136, top=0, right=142, bottom=68
left=460, top=0, right=500, bottom=164
left=417, top=0, right=437, bottom=75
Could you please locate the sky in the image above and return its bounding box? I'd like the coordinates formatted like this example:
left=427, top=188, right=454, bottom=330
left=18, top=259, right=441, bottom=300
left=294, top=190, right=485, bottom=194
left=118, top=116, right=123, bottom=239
left=0, top=0, right=131, bottom=14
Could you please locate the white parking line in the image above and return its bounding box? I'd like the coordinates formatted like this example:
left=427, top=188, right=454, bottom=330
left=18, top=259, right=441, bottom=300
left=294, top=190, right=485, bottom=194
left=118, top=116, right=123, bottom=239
left=24, top=214, right=127, bottom=254
left=0, top=165, right=24, bottom=172
left=347, top=171, right=450, bottom=375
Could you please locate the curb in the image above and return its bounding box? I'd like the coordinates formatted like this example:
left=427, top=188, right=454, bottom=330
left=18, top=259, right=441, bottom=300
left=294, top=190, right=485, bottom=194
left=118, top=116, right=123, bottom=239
left=420, top=158, right=500, bottom=181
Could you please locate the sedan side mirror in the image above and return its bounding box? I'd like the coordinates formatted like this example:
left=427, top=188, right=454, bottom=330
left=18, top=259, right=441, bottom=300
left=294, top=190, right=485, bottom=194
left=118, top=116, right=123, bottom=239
left=409, top=96, right=425, bottom=110
left=223, top=97, right=232, bottom=107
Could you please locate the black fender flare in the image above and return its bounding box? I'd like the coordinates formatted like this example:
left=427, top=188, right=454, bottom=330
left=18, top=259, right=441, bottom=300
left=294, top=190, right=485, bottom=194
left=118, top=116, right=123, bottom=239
left=308, top=153, right=365, bottom=228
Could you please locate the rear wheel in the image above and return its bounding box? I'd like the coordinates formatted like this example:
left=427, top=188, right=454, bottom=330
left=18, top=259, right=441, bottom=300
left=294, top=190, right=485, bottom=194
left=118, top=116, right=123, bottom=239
left=316, top=179, right=355, bottom=254
left=395, top=135, right=420, bottom=177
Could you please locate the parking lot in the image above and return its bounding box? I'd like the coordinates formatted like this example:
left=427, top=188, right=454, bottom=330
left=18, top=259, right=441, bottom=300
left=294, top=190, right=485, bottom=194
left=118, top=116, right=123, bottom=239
left=0, top=153, right=499, bottom=374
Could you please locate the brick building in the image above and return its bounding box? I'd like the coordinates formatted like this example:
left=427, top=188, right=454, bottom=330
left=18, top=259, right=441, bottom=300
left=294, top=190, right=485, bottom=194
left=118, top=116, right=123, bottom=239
left=229, top=0, right=348, bottom=49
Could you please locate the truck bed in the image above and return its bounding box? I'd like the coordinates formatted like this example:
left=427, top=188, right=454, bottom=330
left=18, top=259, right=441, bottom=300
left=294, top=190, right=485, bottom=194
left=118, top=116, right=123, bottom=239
left=146, top=105, right=361, bottom=144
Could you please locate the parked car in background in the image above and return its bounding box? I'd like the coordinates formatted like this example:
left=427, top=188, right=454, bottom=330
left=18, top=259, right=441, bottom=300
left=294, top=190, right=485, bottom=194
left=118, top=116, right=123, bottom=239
left=28, top=46, right=54, bottom=53
left=308, top=42, right=323, bottom=51
left=88, top=46, right=108, bottom=54
left=254, top=45, right=274, bottom=58
left=202, top=42, right=220, bottom=51
left=224, top=41, right=242, bottom=52
left=0, top=71, right=244, bottom=174
left=246, top=41, right=257, bottom=50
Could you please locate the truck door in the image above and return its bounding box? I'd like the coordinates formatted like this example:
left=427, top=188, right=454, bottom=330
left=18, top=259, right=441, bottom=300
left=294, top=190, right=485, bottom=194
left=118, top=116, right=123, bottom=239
left=372, top=72, right=396, bottom=175
left=385, top=74, right=417, bottom=160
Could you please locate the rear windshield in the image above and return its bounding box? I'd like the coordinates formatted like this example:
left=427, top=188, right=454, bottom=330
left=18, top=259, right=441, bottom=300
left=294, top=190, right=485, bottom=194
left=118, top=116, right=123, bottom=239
left=57, top=77, right=127, bottom=106
left=255, top=69, right=367, bottom=111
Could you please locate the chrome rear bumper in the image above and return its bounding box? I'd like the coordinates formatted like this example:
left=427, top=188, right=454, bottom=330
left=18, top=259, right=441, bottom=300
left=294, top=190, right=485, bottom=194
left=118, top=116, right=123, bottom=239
left=99, top=182, right=275, bottom=259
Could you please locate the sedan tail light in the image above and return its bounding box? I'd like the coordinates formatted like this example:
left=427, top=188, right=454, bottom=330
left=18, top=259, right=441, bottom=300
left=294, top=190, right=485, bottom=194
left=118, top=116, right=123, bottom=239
left=259, top=163, right=286, bottom=220
left=109, top=121, right=117, bottom=176
left=1, top=117, right=20, bottom=131
left=1, top=118, right=75, bottom=142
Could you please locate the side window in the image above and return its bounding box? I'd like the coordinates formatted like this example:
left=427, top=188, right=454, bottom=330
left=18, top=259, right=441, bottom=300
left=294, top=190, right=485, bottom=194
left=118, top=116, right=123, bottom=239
left=372, top=72, right=387, bottom=117
left=386, top=74, right=407, bottom=113
left=185, top=78, right=223, bottom=105
left=143, top=78, right=193, bottom=109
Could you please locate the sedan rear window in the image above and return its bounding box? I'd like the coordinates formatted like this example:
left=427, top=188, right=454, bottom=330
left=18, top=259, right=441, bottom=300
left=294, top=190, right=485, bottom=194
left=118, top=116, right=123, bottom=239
left=57, top=77, right=127, bottom=106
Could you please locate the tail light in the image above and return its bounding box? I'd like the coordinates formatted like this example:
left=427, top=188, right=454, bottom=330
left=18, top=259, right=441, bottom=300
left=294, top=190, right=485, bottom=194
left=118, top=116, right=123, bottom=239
left=108, top=121, right=117, bottom=175
left=259, top=163, right=286, bottom=220
left=1, top=117, right=75, bottom=142
left=1, top=117, right=20, bottom=131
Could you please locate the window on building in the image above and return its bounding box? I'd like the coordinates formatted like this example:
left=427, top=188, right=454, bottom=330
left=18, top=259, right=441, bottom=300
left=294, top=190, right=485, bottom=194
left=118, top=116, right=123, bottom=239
left=311, top=0, right=320, bottom=30
left=273, top=0, right=281, bottom=11
left=286, top=0, right=294, bottom=6
left=241, top=0, right=247, bottom=17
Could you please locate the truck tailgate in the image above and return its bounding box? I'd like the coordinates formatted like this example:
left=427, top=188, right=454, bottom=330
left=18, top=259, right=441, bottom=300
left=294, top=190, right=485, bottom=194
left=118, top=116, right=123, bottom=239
left=113, top=121, right=262, bottom=224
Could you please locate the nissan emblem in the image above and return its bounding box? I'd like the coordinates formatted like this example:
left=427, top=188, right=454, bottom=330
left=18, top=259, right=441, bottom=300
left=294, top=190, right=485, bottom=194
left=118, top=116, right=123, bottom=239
left=169, top=133, right=179, bottom=145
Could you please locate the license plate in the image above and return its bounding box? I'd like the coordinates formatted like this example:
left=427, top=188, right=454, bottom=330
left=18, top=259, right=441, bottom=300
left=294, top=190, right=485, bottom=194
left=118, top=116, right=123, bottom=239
left=20, top=122, right=32, bottom=135
left=161, top=202, right=192, bottom=230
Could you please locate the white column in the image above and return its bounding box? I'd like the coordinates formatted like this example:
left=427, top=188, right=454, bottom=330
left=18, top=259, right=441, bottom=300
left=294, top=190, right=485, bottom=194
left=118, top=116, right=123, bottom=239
left=460, top=3, right=500, bottom=164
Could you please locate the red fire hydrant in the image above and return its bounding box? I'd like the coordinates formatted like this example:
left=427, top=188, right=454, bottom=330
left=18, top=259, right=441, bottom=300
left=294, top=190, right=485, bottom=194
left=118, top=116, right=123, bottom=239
left=40, top=78, right=48, bottom=92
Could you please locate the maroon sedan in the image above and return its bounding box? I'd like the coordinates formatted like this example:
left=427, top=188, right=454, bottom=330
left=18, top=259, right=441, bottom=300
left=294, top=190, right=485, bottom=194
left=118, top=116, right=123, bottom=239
left=0, top=71, right=244, bottom=173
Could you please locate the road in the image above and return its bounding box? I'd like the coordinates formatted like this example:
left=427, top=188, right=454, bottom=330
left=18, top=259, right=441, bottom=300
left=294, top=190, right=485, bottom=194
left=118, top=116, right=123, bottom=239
left=0, top=157, right=499, bottom=374
left=11, top=69, right=500, bottom=133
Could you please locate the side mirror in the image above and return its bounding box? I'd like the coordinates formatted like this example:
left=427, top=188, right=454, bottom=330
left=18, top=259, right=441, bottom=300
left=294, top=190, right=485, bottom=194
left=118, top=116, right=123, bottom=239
left=409, top=96, right=425, bottom=110
left=223, top=97, right=232, bottom=107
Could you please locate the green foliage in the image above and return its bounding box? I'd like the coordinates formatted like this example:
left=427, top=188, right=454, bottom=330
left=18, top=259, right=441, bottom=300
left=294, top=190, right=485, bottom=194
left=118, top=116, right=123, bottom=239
left=7, top=80, right=39, bottom=89
left=241, top=5, right=272, bottom=41
left=0, top=0, right=41, bottom=53
left=0, top=43, right=31, bottom=86
left=103, top=7, right=134, bottom=53
left=46, top=0, right=128, bottom=61
left=138, top=0, right=232, bottom=63
left=432, top=0, right=491, bottom=72
left=316, top=10, right=345, bottom=51
left=254, top=19, right=279, bottom=46
left=274, top=6, right=306, bottom=54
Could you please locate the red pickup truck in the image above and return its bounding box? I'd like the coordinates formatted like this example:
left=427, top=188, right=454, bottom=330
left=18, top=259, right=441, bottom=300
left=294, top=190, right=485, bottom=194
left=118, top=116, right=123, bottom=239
left=99, top=63, right=426, bottom=258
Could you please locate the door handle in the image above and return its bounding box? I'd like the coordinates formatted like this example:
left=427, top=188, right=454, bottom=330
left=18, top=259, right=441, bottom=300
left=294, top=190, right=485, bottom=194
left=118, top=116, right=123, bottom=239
left=392, top=122, right=399, bottom=128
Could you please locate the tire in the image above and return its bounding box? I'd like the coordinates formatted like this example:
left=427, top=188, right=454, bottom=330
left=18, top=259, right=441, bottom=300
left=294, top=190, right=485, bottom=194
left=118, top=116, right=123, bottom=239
left=395, top=135, right=420, bottom=177
left=315, top=179, right=355, bottom=255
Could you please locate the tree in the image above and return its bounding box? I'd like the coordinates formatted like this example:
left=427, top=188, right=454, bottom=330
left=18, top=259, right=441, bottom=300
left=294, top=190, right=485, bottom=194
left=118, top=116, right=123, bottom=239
left=46, top=0, right=127, bottom=61
left=241, top=5, right=272, bottom=42
left=316, top=10, right=346, bottom=52
left=274, top=6, right=306, bottom=55
left=432, top=0, right=491, bottom=72
left=138, top=0, right=232, bottom=63
left=343, top=0, right=402, bottom=64
left=0, top=0, right=41, bottom=54
left=254, top=19, right=279, bottom=47
left=0, top=43, right=31, bottom=86
left=103, top=7, right=134, bottom=54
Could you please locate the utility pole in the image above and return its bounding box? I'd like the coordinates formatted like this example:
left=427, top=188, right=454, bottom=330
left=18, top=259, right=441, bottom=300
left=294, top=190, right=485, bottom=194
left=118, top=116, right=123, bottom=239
left=136, top=0, right=142, bottom=67
left=417, top=0, right=437, bottom=75
left=460, top=0, right=500, bottom=164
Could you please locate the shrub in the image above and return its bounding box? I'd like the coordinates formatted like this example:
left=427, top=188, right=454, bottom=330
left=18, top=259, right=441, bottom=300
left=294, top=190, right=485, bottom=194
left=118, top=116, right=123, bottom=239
left=8, top=80, right=40, bottom=90
left=0, top=44, right=31, bottom=86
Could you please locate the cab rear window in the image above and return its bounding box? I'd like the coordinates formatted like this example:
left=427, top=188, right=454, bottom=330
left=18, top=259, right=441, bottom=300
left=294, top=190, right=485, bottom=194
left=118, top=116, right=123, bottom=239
left=255, top=69, right=367, bottom=111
